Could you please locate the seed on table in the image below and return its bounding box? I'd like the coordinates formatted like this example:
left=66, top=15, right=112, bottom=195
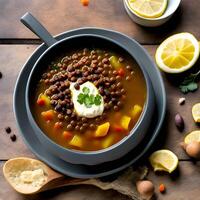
left=10, top=134, right=17, bottom=142
left=131, top=71, right=135, bottom=75
left=178, top=97, right=185, bottom=105
left=5, top=127, right=11, bottom=134
left=175, top=113, right=184, bottom=131
left=126, top=76, right=131, bottom=81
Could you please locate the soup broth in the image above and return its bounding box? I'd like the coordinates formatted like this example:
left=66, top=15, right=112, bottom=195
left=32, top=48, right=146, bottom=151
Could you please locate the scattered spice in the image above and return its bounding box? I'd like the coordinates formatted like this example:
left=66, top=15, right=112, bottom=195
left=178, top=97, right=185, bottom=105
left=159, top=183, right=166, bottom=193
left=10, top=134, right=17, bottom=142
left=5, top=127, right=11, bottom=134
left=0, top=71, right=2, bottom=79
left=179, top=70, right=200, bottom=93
left=80, top=0, right=89, bottom=6
left=175, top=113, right=184, bottom=131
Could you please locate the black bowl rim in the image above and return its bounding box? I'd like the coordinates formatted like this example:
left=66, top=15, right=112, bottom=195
left=25, top=34, right=152, bottom=156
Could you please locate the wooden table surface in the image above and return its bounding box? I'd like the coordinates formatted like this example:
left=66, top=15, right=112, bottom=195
left=0, top=0, right=200, bottom=199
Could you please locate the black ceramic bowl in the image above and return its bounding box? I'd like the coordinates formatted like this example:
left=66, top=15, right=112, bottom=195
left=22, top=13, right=155, bottom=165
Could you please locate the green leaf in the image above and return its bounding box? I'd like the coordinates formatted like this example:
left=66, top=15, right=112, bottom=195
left=84, top=95, right=92, bottom=108
left=51, top=65, right=59, bottom=70
left=179, top=82, right=198, bottom=93
left=82, top=87, right=90, bottom=95
left=77, top=93, right=85, bottom=104
left=94, top=94, right=102, bottom=105
left=179, top=69, right=200, bottom=94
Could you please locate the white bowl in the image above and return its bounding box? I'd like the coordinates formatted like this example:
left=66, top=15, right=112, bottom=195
left=124, top=0, right=181, bottom=27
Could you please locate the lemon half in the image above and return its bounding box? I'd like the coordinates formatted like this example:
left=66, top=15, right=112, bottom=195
left=149, top=149, right=178, bottom=173
left=184, top=130, right=200, bottom=144
left=155, top=33, right=200, bottom=73
left=192, top=103, right=200, bottom=123
left=128, top=0, right=168, bottom=18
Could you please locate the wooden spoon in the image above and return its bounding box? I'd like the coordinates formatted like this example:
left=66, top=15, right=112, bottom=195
left=3, top=157, right=147, bottom=199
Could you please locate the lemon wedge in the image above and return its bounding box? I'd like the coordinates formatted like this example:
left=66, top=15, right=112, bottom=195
left=149, top=149, right=178, bottom=173
left=128, top=0, right=168, bottom=18
left=192, top=103, right=200, bottom=123
left=184, top=130, right=200, bottom=144
left=155, top=33, right=200, bottom=73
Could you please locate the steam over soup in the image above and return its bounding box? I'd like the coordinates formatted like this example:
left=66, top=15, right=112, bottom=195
left=32, top=48, right=146, bottom=151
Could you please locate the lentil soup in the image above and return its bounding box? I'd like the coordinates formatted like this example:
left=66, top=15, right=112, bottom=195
left=32, top=48, right=146, bottom=151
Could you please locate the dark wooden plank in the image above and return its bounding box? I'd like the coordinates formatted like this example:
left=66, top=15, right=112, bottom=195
left=0, top=0, right=199, bottom=44
left=148, top=161, right=200, bottom=200
left=0, top=45, right=199, bottom=160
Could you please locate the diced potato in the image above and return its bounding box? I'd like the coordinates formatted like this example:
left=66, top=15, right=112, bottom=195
left=41, top=110, right=54, bottom=121
left=37, top=93, right=50, bottom=106
left=94, top=122, right=110, bottom=137
left=131, top=105, right=142, bottom=120
left=121, top=116, right=131, bottom=130
left=109, top=56, right=121, bottom=69
left=101, top=134, right=115, bottom=149
left=69, top=135, right=83, bottom=148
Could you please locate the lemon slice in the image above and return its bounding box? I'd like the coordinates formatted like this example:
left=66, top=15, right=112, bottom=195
left=184, top=130, right=200, bottom=144
left=128, top=0, right=168, bottom=18
left=149, top=149, right=178, bottom=173
left=192, top=103, right=200, bottom=123
left=155, top=33, right=200, bottom=73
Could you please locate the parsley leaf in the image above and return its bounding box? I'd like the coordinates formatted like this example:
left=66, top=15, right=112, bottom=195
left=82, top=87, right=90, bottom=94
left=179, top=70, right=200, bottom=93
left=77, top=87, right=102, bottom=107
left=51, top=65, right=59, bottom=70
left=77, top=93, right=85, bottom=104
left=94, top=95, right=102, bottom=105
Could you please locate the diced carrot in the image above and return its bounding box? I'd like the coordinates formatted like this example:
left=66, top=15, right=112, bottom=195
left=69, top=135, right=83, bottom=148
left=118, top=68, right=125, bottom=77
left=37, top=98, right=45, bottom=106
left=41, top=110, right=54, bottom=121
left=63, top=131, right=73, bottom=140
left=54, top=122, right=63, bottom=130
left=95, top=122, right=110, bottom=137
left=37, top=93, right=50, bottom=106
left=81, top=0, right=89, bottom=6
left=112, top=125, right=124, bottom=132
left=121, top=116, right=131, bottom=130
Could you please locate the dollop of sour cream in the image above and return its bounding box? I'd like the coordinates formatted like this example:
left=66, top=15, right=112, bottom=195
left=70, top=81, right=104, bottom=118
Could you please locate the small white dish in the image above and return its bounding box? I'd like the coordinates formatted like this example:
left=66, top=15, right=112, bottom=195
left=124, top=0, right=181, bottom=27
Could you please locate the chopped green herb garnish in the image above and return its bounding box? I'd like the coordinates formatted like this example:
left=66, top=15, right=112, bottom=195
left=179, top=70, right=200, bottom=93
left=82, top=87, right=90, bottom=94
left=51, top=65, right=59, bottom=70
left=77, top=87, right=102, bottom=108
left=94, top=94, right=102, bottom=105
